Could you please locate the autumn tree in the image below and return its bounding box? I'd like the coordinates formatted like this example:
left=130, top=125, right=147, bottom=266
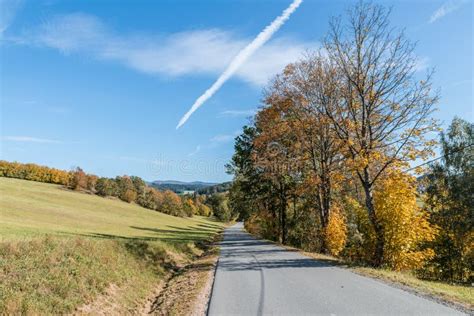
left=137, top=187, right=157, bottom=209
left=151, top=189, right=164, bottom=211
left=131, top=176, right=147, bottom=196
left=161, top=190, right=184, bottom=216
left=69, top=167, right=88, bottom=191
left=86, top=174, right=98, bottom=192
left=115, top=176, right=137, bottom=203
left=265, top=58, right=345, bottom=252
left=373, top=170, right=437, bottom=270
left=182, top=198, right=196, bottom=217
left=197, top=203, right=212, bottom=217
left=253, top=101, right=301, bottom=244
left=324, top=204, right=347, bottom=256
left=95, top=177, right=115, bottom=196
left=323, top=2, right=439, bottom=265
left=0, top=160, right=69, bottom=185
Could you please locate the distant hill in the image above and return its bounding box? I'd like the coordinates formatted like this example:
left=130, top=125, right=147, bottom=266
left=149, top=180, right=218, bottom=193
left=196, top=181, right=232, bottom=195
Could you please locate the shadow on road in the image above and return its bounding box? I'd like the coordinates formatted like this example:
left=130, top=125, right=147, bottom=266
left=217, top=226, right=337, bottom=271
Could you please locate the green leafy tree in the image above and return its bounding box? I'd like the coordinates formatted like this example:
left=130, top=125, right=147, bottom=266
left=424, top=118, right=473, bottom=282
left=95, top=177, right=114, bottom=196
left=227, top=126, right=264, bottom=221
left=207, top=193, right=232, bottom=222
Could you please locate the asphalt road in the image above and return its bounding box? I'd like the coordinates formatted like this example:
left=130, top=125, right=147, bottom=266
left=207, top=223, right=464, bottom=316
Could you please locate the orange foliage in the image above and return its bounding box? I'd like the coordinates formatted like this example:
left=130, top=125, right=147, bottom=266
left=324, top=204, right=347, bottom=256
left=373, top=170, right=438, bottom=270
left=0, top=160, right=69, bottom=185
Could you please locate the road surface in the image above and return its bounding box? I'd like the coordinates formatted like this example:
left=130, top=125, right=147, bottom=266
left=207, top=223, right=464, bottom=316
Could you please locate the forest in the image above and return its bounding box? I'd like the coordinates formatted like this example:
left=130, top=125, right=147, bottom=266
left=226, top=2, right=473, bottom=284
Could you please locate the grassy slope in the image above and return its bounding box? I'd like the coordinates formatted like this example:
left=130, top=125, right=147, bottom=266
left=0, top=177, right=224, bottom=314
left=0, top=177, right=222, bottom=241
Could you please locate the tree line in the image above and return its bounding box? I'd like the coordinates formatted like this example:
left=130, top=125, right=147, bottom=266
left=227, top=2, right=472, bottom=283
left=0, top=161, right=217, bottom=218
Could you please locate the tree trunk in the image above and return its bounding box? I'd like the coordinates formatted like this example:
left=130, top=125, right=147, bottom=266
left=316, top=173, right=331, bottom=254
left=362, top=180, right=384, bottom=267
left=280, top=186, right=287, bottom=244
left=281, top=202, right=287, bottom=244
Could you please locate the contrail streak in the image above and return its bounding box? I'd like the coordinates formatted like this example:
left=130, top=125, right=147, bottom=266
left=176, top=0, right=303, bottom=129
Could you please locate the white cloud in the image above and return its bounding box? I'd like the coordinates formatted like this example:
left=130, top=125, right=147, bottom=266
left=188, top=145, right=201, bottom=156
left=219, top=109, right=257, bottom=117
left=2, top=136, right=61, bottom=143
left=23, top=13, right=311, bottom=87
left=210, top=134, right=235, bottom=143
left=0, top=0, right=22, bottom=37
left=429, top=0, right=468, bottom=23
left=210, top=130, right=241, bottom=145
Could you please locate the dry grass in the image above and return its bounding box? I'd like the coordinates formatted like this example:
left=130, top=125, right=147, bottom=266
left=0, top=237, right=168, bottom=314
left=352, top=267, right=473, bottom=311
left=0, top=177, right=225, bottom=314
left=148, top=242, right=220, bottom=316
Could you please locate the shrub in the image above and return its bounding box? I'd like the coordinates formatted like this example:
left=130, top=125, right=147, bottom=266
left=68, top=167, right=88, bottom=191
left=121, top=189, right=137, bottom=203
left=324, top=204, right=347, bottom=256
left=373, top=170, right=438, bottom=270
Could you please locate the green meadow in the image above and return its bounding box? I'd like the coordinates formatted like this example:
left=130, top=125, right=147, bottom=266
left=0, top=177, right=224, bottom=314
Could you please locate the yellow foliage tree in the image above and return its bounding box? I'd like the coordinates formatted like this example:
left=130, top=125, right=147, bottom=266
left=373, top=170, right=438, bottom=270
left=324, top=204, right=347, bottom=256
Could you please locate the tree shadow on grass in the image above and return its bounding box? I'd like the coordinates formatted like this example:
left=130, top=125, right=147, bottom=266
left=195, top=222, right=222, bottom=230
left=63, top=221, right=220, bottom=243
left=61, top=222, right=225, bottom=272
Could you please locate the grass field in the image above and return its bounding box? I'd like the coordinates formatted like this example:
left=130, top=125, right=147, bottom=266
left=0, top=177, right=223, bottom=241
left=0, top=177, right=225, bottom=314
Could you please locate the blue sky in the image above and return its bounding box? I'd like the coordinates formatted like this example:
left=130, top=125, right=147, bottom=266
left=0, top=0, right=472, bottom=182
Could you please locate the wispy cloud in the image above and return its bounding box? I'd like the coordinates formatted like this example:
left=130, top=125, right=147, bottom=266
left=176, top=0, right=303, bottom=129
left=429, top=0, right=468, bottom=23
left=219, top=109, right=257, bottom=117
left=188, top=145, right=201, bottom=156
left=2, top=135, right=62, bottom=143
left=210, top=134, right=235, bottom=143
left=210, top=130, right=241, bottom=145
left=19, top=12, right=310, bottom=88
left=0, top=0, right=22, bottom=37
